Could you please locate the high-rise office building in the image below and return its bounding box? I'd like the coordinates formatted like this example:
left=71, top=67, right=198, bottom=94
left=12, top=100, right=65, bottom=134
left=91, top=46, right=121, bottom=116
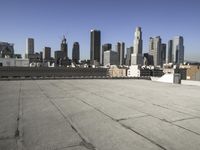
left=131, top=27, right=143, bottom=65
left=161, top=44, right=166, bottom=67
left=61, top=36, right=68, bottom=58
left=149, top=36, right=162, bottom=66
left=126, top=47, right=133, bottom=66
left=172, top=36, right=184, bottom=64
left=104, top=50, right=119, bottom=66
left=43, top=47, right=51, bottom=61
left=0, top=42, right=14, bottom=58
left=143, top=53, right=153, bottom=66
left=116, top=42, right=125, bottom=66
left=90, top=30, right=101, bottom=65
left=168, top=36, right=184, bottom=64
left=168, top=40, right=173, bottom=63
left=72, top=42, right=80, bottom=64
left=102, top=43, right=112, bottom=65
left=25, top=38, right=34, bottom=58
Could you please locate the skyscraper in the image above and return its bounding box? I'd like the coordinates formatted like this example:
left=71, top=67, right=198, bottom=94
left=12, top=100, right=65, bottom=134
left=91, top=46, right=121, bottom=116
left=161, top=43, right=166, bottom=67
left=149, top=36, right=162, bottom=66
left=126, top=47, right=133, bottom=66
left=102, top=43, right=112, bottom=65
left=25, top=38, right=34, bottom=58
left=0, top=42, right=14, bottom=58
left=72, top=42, right=80, bottom=64
left=168, top=40, right=173, bottom=63
left=104, top=50, right=119, bottom=66
left=131, top=27, right=143, bottom=65
left=168, top=36, right=184, bottom=64
left=90, top=30, right=101, bottom=65
left=172, top=36, right=184, bottom=64
left=61, top=36, right=68, bottom=58
left=116, top=42, right=125, bottom=66
left=43, top=47, right=51, bottom=61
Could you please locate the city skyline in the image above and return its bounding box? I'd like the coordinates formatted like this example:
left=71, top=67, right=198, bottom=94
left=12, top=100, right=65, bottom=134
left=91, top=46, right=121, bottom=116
left=0, top=0, right=200, bottom=61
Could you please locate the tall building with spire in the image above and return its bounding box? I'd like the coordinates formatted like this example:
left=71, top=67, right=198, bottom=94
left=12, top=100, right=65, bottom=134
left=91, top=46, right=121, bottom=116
left=72, top=42, right=80, bottom=64
left=61, top=36, right=68, bottom=58
left=131, top=27, right=143, bottom=65
left=90, top=30, right=101, bottom=65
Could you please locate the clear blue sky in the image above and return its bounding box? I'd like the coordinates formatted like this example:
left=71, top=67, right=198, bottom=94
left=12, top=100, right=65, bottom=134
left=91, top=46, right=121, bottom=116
left=0, top=0, right=200, bottom=61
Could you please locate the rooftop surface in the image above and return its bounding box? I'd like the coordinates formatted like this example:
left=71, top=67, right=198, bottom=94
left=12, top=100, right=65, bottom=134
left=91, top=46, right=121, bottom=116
left=0, top=79, right=200, bottom=150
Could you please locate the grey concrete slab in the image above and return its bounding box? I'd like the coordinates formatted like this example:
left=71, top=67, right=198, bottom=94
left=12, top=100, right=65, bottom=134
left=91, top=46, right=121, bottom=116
left=54, top=80, right=193, bottom=122
left=1, top=79, right=200, bottom=150
left=20, top=81, right=83, bottom=150
left=0, top=82, right=19, bottom=139
left=78, top=93, right=146, bottom=120
left=0, top=139, right=17, bottom=150
left=89, top=92, right=192, bottom=122
left=52, top=97, right=94, bottom=117
left=70, top=109, right=162, bottom=150
left=120, top=116, right=200, bottom=150
left=174, top=118, right=200, bottom=134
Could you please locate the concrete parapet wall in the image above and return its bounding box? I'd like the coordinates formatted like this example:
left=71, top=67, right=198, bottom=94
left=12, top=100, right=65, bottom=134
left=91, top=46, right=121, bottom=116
left=0, top=67, right=108, bottom=78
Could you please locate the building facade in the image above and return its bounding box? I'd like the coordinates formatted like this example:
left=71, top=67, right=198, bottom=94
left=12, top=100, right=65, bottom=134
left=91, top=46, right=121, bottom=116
left=102, top=43, right=112, bottom=65
left=0, top=42, right=14, bottom=58
left=149, top=36, right=162, bottom=66
left=25, top=38, right=34, bottom=58
left=0, top=58, right=29, bottom=67
left=116, top=42, right=125, bottom=66
left=172, top=36, right=184, bottom=64
left=168, top=40, right=173, bottom=63
left=90, top=30, right=101, bottom=65
left=72, top=42, right=80, bottom=64
left=126, top=47, right=133, bottom=66
left=104, top=50, right=119, bottom=66
left=168, top=36, right=184, bottom=64
left=131, top=27, right=143, bottom=65
left=43, top=47, right=51, bottom=61
left=60, top=36, right=68, bottom=58
left=161, top=43, right=166, bottom=67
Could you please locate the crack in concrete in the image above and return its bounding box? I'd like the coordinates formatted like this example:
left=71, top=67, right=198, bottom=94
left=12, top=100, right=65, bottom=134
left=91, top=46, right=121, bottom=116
left=116, top=115, right=150, bottom=122
left=36, top=81, right=97, bottom=150
left=56, top=81, right=200, bottom=138
left=171, top=123, right=200, bottom=136
left=16, top=81, right=23, bottom=150
left=120, top=123, right=167, bottom=150
left=171, top=117, right=198, bottom=123
left=54, top=144, right=83, bottom=150
left=74, top=97, right=168, bottom=150
left=151, top=103, right=198, bottom=118
left=48, top=82, right=171, bottom=150
left=44, top=81, right=200, bottom=148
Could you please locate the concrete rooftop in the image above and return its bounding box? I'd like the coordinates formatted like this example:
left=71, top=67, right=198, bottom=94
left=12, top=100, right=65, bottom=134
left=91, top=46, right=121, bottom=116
left=0, top=79, right=200, bottom=150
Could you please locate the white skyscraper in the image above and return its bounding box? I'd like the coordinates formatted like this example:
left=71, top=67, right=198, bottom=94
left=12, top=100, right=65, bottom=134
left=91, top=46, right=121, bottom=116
left=25, top=38, right=34, bottom=58
left=172, top=36, right=184, bottom=64
left=131, top=27, right=143, bottom=65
